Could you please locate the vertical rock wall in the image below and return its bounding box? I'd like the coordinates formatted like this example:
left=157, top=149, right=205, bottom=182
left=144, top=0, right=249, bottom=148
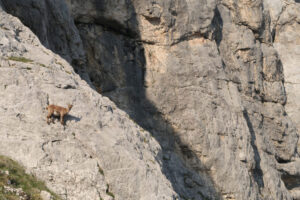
left=2, top=0, right=300, bottom=199
left=0, top=6, right=180, bottom=200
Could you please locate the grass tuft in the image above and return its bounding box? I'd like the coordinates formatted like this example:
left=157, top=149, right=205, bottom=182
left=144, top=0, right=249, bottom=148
left=8, top=56, right=33, bottom=63
left=0, top=155, right=61, bottom=200
left=107, top=191, right=115, bottom=198
left=55, top=61, right=64, bottom=68
left=106, top=184, right=115, bottom=198
left=37, top=63, right=47, bottom=68
left=97, top=163, right=104, bottom=176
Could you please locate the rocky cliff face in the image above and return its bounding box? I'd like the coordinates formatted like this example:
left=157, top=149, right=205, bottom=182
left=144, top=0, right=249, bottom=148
left=1, top=0, right=300, bottom=200
left=0, top=6, right=178, bottom=200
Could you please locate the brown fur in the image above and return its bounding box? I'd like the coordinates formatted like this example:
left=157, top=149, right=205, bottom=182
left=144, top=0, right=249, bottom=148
left=46, top=104, right=73, bottom=125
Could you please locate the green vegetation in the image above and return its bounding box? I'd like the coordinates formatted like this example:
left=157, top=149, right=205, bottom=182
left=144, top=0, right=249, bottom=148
left=143, top=137, right=149, bottom=143
left=55, top=61, right=64, bottom=68
left=8, top=56, right=33, bottom=63
left=42, top=50, right=49, bottom=55
left=37, top=63, right=47, bottom=68
left=106, top=184, right=115, bottom=198
left=0, top=26, right=9, bottom=31
left=106, top=191, right=115, bottom=198
left=97, top=163, right=104, bottom=176
left=0, top=155, right=61, bottom=200
left=148, top=159, right=156, bottom=165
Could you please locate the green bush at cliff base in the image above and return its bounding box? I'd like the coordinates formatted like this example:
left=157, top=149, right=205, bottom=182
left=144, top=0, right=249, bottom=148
left=0, top=155, right=60, bottom=200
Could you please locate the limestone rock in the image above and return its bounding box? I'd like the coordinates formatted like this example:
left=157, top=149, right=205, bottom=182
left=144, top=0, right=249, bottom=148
left=40, top=191, right=52, bottom=200
left=1, top=0, right=300, bottom=200
left=274, top=2, right=300, bottom=131
left=1, top=0, right=85, bottom=67
left=0, top=9, right=178, bottom=200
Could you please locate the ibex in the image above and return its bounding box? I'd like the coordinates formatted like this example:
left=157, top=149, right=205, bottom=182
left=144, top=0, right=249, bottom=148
left=46, top=104, right=73, bottom=125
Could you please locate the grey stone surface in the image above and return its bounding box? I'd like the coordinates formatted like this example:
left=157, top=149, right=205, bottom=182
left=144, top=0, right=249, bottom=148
left=0, top=10, right=178, bottom=200
left=66, top=0, right=217, bottom=45
left=71, top=0, right=300, bottom=199
left=1, top=0, right=300, bottom=200
left=1, top=0, right=85, bottom=68
left=274, top=2, right=300, bottom=131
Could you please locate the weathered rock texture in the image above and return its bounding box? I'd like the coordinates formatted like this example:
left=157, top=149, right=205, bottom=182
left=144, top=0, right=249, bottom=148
left=1, top=0, right=300, bottom=200
left=0, top=8, right=178, bottom=200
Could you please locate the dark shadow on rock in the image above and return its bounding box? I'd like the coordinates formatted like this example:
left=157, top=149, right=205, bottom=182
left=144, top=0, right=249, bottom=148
left=75, top=1, right=224, bottom=199
left=212, top=6, right=223, bottom=47
left=242, top=110, right=264, bottom=191
left=2, top=0, right=223, bottom=199
left=48, top=114, right=81, bottom=125
left=89, top=1, right=224, bottom=199
left=65, top=114, right=81, bottom=123
left=1, top=0, right=92, bottom=87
